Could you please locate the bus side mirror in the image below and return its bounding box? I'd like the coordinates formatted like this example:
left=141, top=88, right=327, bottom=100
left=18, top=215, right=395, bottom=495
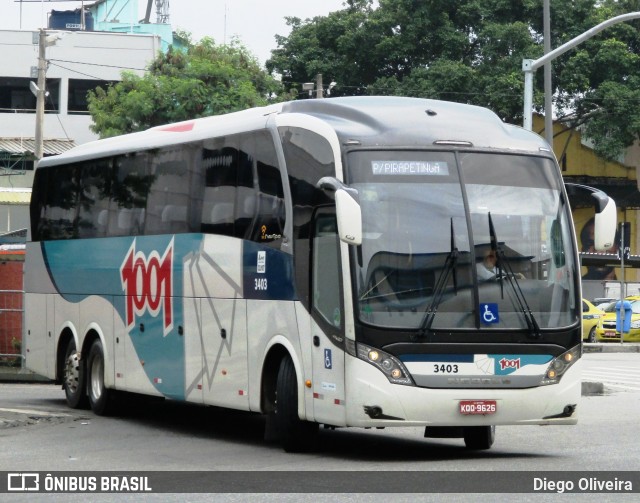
left=592, top=191, right=617, bottom=251
left=565, top=183, right=617, bottom=252
left=317, top=177, right=362, bottom=246
left=335, top=188, right=362, bottom=245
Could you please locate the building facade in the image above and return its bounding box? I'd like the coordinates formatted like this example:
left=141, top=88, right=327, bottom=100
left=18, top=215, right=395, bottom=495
left=0, top=27, right=161, bottom=233
left=535, top=115, right=640, bottom=290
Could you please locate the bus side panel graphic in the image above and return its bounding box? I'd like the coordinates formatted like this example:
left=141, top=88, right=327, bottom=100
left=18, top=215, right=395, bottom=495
left=42, top=235, right=200, bottom=400
left=41, top=234, right=298, bottom=400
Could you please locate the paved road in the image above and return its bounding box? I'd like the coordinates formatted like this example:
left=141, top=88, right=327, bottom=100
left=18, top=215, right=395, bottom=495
left=582, top=351, right=640, bottom=392
left=1, top=352, right=639, bottom=501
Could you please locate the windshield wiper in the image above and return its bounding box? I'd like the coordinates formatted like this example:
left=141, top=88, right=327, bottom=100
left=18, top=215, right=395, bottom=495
left=488, top=213, right=541, bottom=338
left=419, top=219, right=458, bottom=338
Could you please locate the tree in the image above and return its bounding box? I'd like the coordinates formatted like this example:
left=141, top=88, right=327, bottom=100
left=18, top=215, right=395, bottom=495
left=266, top=0, right=640, bottom=160
left=88, top=38, right=291, bottom=138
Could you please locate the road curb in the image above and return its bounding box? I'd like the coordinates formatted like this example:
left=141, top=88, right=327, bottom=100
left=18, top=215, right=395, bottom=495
left=582, top=381, right=605, bottom=395
left=0, top=367, right=50, bottom=383
left=583, top=343, right=640, bottom=353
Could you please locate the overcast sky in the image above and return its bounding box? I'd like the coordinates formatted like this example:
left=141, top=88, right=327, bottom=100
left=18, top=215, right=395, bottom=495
left=0, top=0, right=352, bottom=64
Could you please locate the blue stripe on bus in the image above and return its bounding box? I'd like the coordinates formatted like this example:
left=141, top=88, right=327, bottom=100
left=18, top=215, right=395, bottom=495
left=399, top=354, right=475, bottom=363
left=242, top=241, right=298, bottom=301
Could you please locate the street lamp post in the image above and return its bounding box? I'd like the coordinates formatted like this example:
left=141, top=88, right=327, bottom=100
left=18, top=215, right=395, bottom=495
left=523, top=12, right=640, bottom=132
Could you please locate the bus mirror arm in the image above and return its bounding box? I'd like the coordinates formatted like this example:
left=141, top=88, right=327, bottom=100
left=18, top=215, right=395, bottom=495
left=317, top=176, right=345, bottom=194
left=317, top=177, right=363, bottom=246
left=565, top=183, right=617, bottom=251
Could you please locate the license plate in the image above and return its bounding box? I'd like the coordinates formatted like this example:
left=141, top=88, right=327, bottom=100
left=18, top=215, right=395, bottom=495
left=460, top=400, right=497, bottom=415
left=604, top=331, right=617, bottom=338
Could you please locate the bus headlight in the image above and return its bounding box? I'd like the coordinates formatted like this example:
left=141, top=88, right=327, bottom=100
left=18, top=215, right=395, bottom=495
left=356, top=343, right=414, bottom=386
left=539, top=346, right=581, bottom=386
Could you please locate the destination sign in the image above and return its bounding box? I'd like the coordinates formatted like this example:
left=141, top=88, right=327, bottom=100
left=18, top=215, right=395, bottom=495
left=371, top=160, right=449, bottom=176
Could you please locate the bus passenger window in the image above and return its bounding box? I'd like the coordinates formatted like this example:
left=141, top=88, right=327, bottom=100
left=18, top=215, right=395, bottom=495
left=249, top=131, right=285, bottom=247
left=145, top=149, right=191, bottom=235
left=111, top=153, right=150, bottom=236
left=77, top=159, right=112, bottom=239
left=312, top=213, right=343, bottom=328
left=201, top=141, right=239, bottom=237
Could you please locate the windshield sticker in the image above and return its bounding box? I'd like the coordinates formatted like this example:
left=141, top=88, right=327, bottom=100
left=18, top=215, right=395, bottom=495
left=480, top=303, right=499, bottom=324
left=371, top=161, right=449, bottom=176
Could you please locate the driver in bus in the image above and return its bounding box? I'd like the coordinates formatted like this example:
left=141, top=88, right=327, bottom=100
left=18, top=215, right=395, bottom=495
left=477, top=249, right=499, bottom=280
left=477, top=249, right=525, bottom=281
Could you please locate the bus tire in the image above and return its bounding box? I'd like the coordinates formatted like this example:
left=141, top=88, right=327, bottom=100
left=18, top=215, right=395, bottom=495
left=463, top=425, right=495, bottom=450
left=86, top=339, right=114, bottom=416
left=275, top=355, right=318, bottom=452
left=63, top=338, right=87, bottom=409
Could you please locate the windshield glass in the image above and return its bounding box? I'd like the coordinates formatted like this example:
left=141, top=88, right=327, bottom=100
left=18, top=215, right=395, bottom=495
left=348, top=150, right=577, bottom=331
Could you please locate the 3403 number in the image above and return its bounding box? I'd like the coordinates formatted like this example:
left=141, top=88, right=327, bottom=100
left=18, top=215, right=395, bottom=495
left=254, top=278, right=268, bottom=291
left=433, top=364, right=459, bottom=373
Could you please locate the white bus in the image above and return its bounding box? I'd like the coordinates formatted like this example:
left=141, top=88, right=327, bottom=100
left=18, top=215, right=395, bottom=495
left=24, top=97, right=616, bottom=451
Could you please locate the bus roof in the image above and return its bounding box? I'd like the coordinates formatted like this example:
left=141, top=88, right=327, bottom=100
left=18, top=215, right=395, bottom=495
left=280, top=97, right=549, bottom=153
left=37, top=97, right=550, bottom=168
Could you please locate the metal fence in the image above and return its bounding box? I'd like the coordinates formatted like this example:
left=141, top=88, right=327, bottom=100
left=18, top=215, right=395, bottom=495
left=0, top=289, right=24, bottom=367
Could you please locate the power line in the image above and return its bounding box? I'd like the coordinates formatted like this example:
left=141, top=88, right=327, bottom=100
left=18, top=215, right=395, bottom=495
left=48, top=58, right=146, bottom=72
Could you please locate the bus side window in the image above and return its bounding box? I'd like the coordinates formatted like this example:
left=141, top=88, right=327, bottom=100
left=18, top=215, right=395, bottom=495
left=145, top=149, right=191, bottom=235
left=312, top=211, right=343, bottom=329
left=235, top=138, right=256, bottom=239
left=201, top=140, right=238, bottom=237
left=41, top=164, right=77, bottom=239
left=248, top=131, right=285, bottom=247
left=111, top=153, right=150, bottom=236
left=77, top=159, right=112, bottom=239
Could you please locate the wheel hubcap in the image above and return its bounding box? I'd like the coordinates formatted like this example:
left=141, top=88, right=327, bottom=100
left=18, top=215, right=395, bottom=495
left=64, top=352, right=80, bottom=393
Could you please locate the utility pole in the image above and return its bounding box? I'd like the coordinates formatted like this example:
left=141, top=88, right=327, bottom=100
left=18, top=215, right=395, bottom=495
left=315, top=74, right=324, bottom=99
left=34, top=29, right=47, bottom=161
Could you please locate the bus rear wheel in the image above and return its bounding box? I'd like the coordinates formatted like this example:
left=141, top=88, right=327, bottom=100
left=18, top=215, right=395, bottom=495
left=87, top=339, right=115, bottom=416
left=275, top=355, right=318, bottom=452
left=463, top=425, right=495, bottom=450
left=63, top=338, right=87, bottom=409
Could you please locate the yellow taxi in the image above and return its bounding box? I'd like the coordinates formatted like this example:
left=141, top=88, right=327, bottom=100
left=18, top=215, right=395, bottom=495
left=582, top=299, right=605, bottom=342
left=594, top=296, right=640, bottom=342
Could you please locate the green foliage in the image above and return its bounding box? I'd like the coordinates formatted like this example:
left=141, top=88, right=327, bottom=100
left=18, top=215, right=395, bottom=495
left=267, top=0, right=640, bottom=160
left=88, top=38, right=291, bottom=138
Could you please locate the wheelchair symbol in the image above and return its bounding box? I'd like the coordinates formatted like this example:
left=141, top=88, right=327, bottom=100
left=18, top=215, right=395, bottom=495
left=481, top=303, right=499, bottom=324
left=324, top=349, right=332, bottom=369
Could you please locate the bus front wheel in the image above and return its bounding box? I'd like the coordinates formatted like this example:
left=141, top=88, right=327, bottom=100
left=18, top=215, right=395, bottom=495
left=463, top=425, right=495, bottom=450
left=86, top=339, right=115, bottom=416
left=275, top=355, right=318, bottom=452
left=63, top=338, right=87, bottom=409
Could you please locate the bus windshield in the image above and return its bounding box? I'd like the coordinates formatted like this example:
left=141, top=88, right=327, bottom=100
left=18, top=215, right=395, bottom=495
left=349, top=150, right=577, bottom=331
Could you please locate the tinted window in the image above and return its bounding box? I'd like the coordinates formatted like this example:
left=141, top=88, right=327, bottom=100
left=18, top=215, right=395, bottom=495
left=30, top=131, right=286, bottom=244
left=110, top=153, right=150, bottom=236
left=201, top=137, right=241, bottom=237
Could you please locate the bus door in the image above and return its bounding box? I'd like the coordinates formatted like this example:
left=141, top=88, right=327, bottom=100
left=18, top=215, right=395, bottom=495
left=309, top=209, right=346, bottom=425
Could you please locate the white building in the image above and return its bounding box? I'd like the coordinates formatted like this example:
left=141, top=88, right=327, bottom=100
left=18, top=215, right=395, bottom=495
left=0, top=26, right=161, bottom=233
